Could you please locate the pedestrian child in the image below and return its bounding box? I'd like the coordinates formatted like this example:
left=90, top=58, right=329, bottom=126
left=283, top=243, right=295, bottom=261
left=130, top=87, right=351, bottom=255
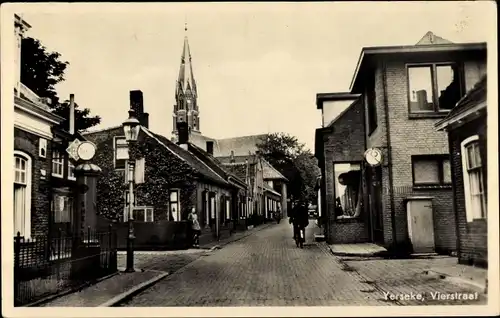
left=188, top=208, right=201, bottom=248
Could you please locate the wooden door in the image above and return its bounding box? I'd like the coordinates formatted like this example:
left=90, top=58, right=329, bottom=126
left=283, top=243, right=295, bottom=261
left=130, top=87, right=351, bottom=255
left=407, top=199, right=435, bottom=253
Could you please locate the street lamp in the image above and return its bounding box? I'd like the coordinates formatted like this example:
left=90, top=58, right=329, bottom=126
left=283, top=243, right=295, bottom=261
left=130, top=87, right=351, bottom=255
left=123, top=109, right=140, bottom=273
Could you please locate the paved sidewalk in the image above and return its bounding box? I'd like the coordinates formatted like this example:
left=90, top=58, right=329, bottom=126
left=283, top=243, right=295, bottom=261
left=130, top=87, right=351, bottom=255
left=38, top=270, right=166, bottom=307
left=329, top=243, right=388, bottom=256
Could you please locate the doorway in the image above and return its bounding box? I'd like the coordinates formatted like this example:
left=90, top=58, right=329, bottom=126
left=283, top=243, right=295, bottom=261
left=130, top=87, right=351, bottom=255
left=368, top=166, right=384, bottom=244
left=406, top=198, right=435, bottom=253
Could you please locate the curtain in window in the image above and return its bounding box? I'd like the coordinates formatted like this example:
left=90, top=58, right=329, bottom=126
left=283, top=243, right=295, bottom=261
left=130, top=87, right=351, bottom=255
left=336, top=167, right=362, bottom=218
left=14, top=184, right=26, bottom=236
left=463, top=139, right=487, bottom=221
left=468, top=169, right=486, bottom=219
left=53, top=194, right=73, bottom=223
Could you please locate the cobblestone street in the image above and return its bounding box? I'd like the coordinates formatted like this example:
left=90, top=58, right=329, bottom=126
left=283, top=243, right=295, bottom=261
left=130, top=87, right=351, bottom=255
left=119, top=221, right=486, bottom=306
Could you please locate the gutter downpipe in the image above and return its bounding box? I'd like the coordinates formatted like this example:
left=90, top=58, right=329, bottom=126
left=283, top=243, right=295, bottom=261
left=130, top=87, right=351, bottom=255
left=382, top=62, right=398, bottom=251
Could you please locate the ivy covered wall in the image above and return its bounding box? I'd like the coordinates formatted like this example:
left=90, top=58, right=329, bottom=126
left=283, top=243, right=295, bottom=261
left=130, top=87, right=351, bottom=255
left=86, top=127, right=198, bottom=221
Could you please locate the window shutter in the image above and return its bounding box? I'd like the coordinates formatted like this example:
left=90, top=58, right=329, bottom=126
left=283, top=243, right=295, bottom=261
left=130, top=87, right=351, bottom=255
left=135, top=158, right=145, bottom=184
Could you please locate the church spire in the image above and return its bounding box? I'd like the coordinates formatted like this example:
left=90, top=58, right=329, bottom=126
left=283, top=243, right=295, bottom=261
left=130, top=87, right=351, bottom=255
left=177, top=22, right=196, bottom=97
left=172, top=22, right=200, bottom=140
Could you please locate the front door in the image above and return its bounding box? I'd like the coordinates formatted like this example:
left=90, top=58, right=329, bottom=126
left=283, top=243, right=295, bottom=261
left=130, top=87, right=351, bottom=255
left=50, top=189, right=74, bottom=237
left=407, top=199, right=435, bottom=254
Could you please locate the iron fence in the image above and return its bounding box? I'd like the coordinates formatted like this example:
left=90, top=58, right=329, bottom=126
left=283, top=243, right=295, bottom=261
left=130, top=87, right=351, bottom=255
left=14, top=225, right=118, bottom=306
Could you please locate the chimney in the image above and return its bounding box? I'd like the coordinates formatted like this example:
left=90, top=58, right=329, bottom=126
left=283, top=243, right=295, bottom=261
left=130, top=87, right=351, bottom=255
left=206, top=141, right=214, bottom=156
left=14, top=15, right=31, bottom=96
left=177, top=121, right=189, bottom=150
left=230, top=150, right=235, bottom=163
left=69, top=94, right=75, bottom=135
left=130, top=90, right=149, bottom=128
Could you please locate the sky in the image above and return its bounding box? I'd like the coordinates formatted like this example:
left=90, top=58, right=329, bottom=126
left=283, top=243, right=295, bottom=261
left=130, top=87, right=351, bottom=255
left=12, top=2, right=495, bottom=150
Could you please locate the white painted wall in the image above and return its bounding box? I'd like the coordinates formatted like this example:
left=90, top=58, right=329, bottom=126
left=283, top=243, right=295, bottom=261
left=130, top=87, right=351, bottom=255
left=322, top=100, right=356, bottom=127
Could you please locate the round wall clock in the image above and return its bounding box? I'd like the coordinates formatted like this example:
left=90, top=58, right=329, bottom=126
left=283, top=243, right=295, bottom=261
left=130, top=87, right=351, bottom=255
left=77, top=141, right=97, bottom=161
left=364, top=148, right=383, bottom=167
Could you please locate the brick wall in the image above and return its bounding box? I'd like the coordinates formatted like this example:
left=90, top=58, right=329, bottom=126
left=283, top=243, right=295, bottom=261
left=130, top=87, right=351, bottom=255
left=362, top=55, right=486, bottom=253
left=449, top=118, right=487, bottom=267
left=330, top=219, right=370, bottom=244
left=322, top=99, right=368, bottom=244
left=14, top=128, right=52, bottom=237
left=384, top=59, right=455, bottom=253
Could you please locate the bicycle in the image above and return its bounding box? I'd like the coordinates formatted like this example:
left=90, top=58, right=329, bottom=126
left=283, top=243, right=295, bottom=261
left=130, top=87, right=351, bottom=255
left=294, top=226, right=305, bottom=248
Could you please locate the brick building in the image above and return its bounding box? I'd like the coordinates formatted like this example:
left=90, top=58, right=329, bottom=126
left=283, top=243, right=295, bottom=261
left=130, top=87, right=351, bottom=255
left=218, top=153, right=286, bottom=224
left=84, top=91, right=249, bottom=249
left=13, top=14, right=86, bottom=239
left=315, top=94, right=367, bottom=244
left=436, top=75, right=488, bottom=267
left=315, top=32, right=486, bottom=254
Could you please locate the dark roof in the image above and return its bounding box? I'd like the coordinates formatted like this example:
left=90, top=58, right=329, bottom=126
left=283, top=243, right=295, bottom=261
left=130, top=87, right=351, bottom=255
left=188, top=142, right=247, bottom=187
left=143, top=128, right=230, bottom=186
left=221, top=162, right=248, bottom=181
left=435, top=75, right=487, bottom=130
left=218, top=154, right=287, bottom=181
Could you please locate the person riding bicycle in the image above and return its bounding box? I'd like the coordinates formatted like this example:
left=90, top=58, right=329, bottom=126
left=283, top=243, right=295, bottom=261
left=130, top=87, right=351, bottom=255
left=289, top=200, right=309, bottom=248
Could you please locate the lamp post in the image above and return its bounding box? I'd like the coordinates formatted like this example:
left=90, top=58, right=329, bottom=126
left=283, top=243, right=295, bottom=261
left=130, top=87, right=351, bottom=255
left=123, top=109, right=140, bottom=273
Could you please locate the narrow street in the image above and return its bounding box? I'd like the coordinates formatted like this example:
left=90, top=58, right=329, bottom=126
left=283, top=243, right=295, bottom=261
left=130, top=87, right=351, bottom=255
left=119, top=221, right=485, bottom=307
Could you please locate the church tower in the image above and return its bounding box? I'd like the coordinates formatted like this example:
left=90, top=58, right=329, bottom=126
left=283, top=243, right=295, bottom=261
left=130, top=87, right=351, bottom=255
left=172, top=23, right=200, bottom=142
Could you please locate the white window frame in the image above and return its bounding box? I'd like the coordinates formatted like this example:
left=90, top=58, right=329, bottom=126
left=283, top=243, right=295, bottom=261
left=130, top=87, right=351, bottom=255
left=169, top=189, right=181, bottom=221
left=39, top=138, right=47, bottom=158
left=14, top=151, right=32, bottom=238
left=461, top=135, right=487, bottom=222
left=51, top=150, right=64, bottom=178
left=113, top=136, right=129, bottom=170
left=68, top=160, right=76, bottom=181
left=125, top=206, right=154, bottom=222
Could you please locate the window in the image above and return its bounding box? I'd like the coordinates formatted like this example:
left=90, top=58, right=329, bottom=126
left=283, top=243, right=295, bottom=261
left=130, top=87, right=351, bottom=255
left=408, top=63, right=462, bottom=113
left=52, top=193, right=73, bottom=223
left=114, top=136, right=128, bottom=169
left=52, top=150, right=64, bottom=177
left=123, top=207, right=154, bottom=222
left=461, top=136, right=487, bottom=221
left=333, top=163, right=362, bottom=219
left=412, top=155, right=451, bottom=186
left=169, top=190, right=181, bottom=221
left=39, top=138, right=47, bottom=158
left=14, top=152, right=32, bottom=237
left=226, top=198, right=231, bottom=220
left=366, top=73, right=377, bottom=134
left=210, top=194, right=216, bottom=219
left=68, top=161, right=76, bottom=180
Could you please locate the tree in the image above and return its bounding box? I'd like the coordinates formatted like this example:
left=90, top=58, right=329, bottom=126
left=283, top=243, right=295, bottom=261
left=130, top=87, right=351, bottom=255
left=257, top=132, right=320, bottom=204
left=20, top=37, right=101, bottom=131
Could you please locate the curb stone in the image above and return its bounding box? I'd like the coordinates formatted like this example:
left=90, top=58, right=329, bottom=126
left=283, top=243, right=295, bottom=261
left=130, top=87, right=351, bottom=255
left=326, top=244, right=384, bottom=258
left=25, top=271, right=120, bottom=307
left=98, top=271, right=169, bottom=307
